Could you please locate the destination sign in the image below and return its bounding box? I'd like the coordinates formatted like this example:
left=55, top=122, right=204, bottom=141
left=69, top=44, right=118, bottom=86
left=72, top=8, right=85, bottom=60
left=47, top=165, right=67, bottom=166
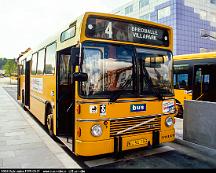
left=86, top=16, right=169, bottom=47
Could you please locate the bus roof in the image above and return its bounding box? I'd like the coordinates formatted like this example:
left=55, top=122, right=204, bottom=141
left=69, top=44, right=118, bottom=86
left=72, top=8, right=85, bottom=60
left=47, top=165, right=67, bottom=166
left=174, top=52, right=216, bottom=61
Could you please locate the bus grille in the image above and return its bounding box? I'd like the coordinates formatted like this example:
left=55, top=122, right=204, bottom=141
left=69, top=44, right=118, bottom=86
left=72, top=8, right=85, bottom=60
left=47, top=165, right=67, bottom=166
left=110, top=116, right=161, bottom=137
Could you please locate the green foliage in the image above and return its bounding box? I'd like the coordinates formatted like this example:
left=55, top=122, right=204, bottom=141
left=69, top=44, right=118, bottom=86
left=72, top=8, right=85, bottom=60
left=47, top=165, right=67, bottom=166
left=0, top=58, right=7, bottom=70
left=3, top=59, right=17, bottom=76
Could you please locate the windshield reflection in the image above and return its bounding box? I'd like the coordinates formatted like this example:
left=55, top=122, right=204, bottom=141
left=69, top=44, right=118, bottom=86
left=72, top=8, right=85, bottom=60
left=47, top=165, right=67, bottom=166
left=81, top=44, right=134, bottom=96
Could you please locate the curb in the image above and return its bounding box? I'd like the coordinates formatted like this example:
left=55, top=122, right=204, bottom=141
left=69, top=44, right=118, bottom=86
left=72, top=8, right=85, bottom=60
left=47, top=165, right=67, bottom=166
left=174, top=138, right=216, bottom=153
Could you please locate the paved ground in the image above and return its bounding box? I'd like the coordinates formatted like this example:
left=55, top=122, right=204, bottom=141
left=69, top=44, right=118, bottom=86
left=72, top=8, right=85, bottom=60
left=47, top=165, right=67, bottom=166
left=0, top=77, right=17, bottom=86
left=3, top=86, right=17, bottom=101
left=175, top=118, right=183, bottom=140
left=0, top=84, right=81, bottom=168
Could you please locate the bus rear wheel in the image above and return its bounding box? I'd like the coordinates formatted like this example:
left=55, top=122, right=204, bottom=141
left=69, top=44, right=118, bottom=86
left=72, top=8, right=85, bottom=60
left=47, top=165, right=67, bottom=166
left=176, top=105, right=183, bottom=118
left=46, top=113, right=54, bottom=136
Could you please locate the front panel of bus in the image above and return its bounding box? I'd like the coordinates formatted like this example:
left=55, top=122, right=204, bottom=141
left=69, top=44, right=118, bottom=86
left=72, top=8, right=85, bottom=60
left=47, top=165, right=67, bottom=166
left=76, top=14, right=175, bottom=156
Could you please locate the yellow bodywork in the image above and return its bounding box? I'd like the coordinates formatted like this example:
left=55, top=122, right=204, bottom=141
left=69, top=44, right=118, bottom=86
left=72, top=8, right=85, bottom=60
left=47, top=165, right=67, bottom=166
left=17, top=12, right=175, bottom=156
left=174, top=89, right=192, bottom=108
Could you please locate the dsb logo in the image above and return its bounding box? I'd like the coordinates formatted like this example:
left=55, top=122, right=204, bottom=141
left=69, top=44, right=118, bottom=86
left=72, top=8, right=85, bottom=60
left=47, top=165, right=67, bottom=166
left=130, top=104, right=146, bottom=112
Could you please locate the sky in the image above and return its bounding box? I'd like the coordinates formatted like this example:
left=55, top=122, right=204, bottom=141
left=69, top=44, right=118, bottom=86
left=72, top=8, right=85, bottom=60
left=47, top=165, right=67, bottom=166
left=0, top=0, right=131, bottom=58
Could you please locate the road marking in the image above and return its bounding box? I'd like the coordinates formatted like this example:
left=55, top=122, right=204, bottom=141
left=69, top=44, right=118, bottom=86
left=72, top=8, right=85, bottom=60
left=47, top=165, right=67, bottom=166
left=84, top=145, right=175, bottom=168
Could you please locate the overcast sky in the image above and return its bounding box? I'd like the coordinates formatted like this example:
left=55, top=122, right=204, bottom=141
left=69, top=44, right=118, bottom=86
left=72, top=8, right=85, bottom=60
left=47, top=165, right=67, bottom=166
left=0, top=0, right=131, bottom=58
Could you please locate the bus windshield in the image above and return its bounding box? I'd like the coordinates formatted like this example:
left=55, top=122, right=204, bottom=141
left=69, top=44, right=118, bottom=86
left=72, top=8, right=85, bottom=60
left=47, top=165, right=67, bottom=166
left=81, top=42, right=173, bottom=98
left=137, top=48, right=173, bottom=95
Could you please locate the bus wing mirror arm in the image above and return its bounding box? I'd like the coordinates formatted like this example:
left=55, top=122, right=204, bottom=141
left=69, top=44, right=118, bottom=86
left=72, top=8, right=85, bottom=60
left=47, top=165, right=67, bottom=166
left=71, top=47, right=82, bottom=66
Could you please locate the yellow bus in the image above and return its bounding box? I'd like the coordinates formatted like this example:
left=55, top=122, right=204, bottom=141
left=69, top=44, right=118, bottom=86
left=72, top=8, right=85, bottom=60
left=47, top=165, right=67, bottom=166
left=17, top=12, right=175, bottom=156
left=174, top=52, right=216, bottom=117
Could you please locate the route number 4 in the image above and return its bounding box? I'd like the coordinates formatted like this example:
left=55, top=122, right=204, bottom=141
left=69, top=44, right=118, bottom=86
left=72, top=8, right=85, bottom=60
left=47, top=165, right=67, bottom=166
left=105, top=22, right=113, bottom=39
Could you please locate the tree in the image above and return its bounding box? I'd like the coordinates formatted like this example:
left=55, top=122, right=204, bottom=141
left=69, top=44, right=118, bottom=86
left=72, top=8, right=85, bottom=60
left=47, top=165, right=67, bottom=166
left=3, top=59, right=17, bottom=84
left=0, top=58, right=7, bottom=70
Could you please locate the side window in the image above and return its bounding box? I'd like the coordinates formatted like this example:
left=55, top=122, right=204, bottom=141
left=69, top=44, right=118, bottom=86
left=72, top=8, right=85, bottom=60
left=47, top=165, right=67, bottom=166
left=177, top=74, right=188, bottom=89
left=60, top=26, right=76, bottom=42
left=45, top=43, right=56, bottom=74
left=37, top=49, right=45, bottom=74
left=31, top=53, right=38, bottom=75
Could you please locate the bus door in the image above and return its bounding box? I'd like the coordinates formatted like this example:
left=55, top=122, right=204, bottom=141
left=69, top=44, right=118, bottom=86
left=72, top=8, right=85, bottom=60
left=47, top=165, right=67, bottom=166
left=56, top=48, right=75, bottom=151
left=193, top=64, right=216, bottom=101
left=25, top=61, right=31, bottom=107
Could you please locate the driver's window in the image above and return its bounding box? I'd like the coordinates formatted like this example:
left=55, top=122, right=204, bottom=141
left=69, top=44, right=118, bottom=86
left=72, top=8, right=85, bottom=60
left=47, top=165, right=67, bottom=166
left=82, top=48, right=102, bottom=96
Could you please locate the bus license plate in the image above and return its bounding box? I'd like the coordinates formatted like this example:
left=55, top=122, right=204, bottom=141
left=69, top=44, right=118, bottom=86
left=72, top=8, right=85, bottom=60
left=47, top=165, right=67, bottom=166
left=127, top=138, right=148, bottom=147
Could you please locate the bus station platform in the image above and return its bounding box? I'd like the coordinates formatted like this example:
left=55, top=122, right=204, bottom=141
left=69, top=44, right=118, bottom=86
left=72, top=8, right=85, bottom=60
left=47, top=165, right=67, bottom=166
left=0, top=86, right=81, bottom=168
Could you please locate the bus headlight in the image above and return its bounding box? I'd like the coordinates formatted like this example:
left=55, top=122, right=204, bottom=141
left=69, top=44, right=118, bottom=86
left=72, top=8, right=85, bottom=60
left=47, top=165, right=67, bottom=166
left=165, top=116, right=173, bottom=127
left=91, top=124, right=102, bottom=137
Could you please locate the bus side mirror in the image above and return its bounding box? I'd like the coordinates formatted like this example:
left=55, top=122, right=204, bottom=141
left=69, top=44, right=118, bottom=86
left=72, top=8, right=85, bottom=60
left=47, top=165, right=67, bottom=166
left=71, top=47, right=80, bottom=66
left=73, top=72, right=88, bottom=82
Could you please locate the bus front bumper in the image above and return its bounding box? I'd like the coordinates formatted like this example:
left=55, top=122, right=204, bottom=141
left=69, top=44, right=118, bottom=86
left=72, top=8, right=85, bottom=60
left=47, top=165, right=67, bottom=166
left=75, top=129, right=175, bottom=156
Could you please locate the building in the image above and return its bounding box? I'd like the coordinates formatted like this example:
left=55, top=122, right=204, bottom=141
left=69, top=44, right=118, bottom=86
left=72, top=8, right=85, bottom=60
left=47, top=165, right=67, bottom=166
left=112, top=0, right=216, bottom=55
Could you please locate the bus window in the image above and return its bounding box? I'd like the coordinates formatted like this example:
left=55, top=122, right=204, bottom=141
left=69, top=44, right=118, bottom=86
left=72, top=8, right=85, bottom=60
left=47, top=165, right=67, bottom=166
left=37, top=49, right=45, bottom=74
left=81, top=43, right=133, bottom=97
left=195, top=68, right=202, bottom=84
left=59, top=55, right=71, bottom=85
left=45, top=43, right=56, bottom=74
left=173, top=74, right=176, bottom=86
left=173, top=64, right=190, bottom=89
left=23, top=59, right=26, bottom=74
left=137, top=48, right=173, bottom=95
left=177, top=74, right=188, bottom=89
left=20, top=60, right=24, bottom=75
left=31, top=53, right=38, bottom=75
left=203, top=74, right=210, bottom=92
left=204, top=74, right=210, bottom=84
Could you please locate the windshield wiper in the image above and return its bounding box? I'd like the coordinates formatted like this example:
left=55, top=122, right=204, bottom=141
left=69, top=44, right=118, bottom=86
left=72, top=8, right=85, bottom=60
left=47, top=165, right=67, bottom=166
left=109, top=77, right=134, bottom=103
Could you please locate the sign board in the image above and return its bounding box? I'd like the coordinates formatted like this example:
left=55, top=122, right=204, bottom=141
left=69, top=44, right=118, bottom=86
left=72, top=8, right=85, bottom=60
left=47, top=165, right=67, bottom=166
left=86, top=16, right=169, bottom=47
left=31, top=78, right=43, bottom=93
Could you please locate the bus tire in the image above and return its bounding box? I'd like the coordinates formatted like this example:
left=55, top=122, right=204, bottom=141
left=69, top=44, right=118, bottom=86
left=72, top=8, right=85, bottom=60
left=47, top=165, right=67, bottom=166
left=46, top=113, right=54, bottom=137
left=45, top=104, right=54, bottom=136
left=176, top=104, right=183, bottom=118
left=23, top=106, right=28, bottom=111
